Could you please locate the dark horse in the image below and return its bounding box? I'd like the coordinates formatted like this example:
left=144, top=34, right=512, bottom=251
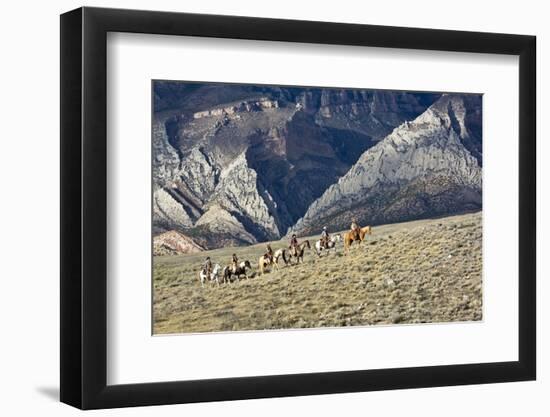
left=223, top=260, right=252, bottom=283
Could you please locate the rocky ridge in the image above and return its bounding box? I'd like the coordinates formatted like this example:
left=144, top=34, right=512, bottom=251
left=153, top=230, right=205, bottom=256
left=152, top=83, right=458, bottom=249
left=291, top=94, right=482, bottom=235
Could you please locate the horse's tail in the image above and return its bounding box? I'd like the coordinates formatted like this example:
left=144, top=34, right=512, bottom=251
left=282, top=249, right=287, bottom=264
left=258, top=258, right=264, bottom=275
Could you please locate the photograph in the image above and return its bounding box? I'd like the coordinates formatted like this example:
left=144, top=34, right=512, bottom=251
left=0, top=0, right=542, bottom=413
left=152, top=81, right=483, bottom=335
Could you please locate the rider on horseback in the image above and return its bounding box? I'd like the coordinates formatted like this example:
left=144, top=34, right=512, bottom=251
left=203, top=256, right=212, bottom=276
left=320, top=226, right=330, bottom=249
left=231, top=253, right=239, bottom=273
left=350, top=218, right=360, bottom=240
left=289, top=234, right=299, bottom=257
left=264, top=244, right=274, bottom=263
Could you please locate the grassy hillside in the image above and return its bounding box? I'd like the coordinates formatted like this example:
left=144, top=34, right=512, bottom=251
left=153, top=212, right=482, bottom=334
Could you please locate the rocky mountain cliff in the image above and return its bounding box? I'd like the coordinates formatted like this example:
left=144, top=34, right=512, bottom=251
left=291, top=94, right=482, bottom=236
left=153, top=82, right=441, bottom=248
left=153, top=230, right=205, bottom=256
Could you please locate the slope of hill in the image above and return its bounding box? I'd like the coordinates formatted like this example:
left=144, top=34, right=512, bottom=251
left=153, top=212, right=482, bottom=334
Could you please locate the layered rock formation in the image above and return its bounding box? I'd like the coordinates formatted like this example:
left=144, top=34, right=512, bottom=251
left=291, top=94, right=482, bottom=235
left=153, top=230, right=205, bottom=256
left=152, top=82, right=481, bottom=250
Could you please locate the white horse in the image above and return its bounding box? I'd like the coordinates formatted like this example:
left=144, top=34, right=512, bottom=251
left=315, top=234, right=342, bottom=256
left=259, top=249, right=288, bottom=275
left=274, top=248, right=288, bottom=266
left=199, top=263, right=222, bottom=287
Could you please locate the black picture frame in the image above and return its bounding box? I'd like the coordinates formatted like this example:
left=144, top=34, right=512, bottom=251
left=60, top=6, right=536, bottom=410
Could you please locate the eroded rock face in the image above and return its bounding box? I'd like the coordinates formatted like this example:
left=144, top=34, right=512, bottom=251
left=312, top=89, right=440, bottom=141
left=153, top=188, right=194, bottom=232
left=291, top=94, right=482, bottom=236
left=195, top=204, right=257, bottom=247
left=152, top=82, right=478, bottom=249
left=209, top=152, right=280, bottom=241
left=153, top=230, right=205, bottom=256
left=152, top=119, right=180, bottom=188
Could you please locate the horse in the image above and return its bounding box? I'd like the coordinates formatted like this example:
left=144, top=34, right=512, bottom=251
left=198, top=263, right=222, bottom=287
left=288, top=240, right=310, bottom=264
left=343, top=226, right=372, bottom=254
left=258, top=248, right=288, bottom=275
left=314, top=234, right=341, bottom=257
left=274, top=248, right=288, bottom=266
left=258, top=254, right=274, bottom=275
left=223, top=260, right=252, bottom=283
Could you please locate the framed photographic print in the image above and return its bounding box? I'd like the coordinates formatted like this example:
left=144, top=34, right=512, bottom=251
left=60, top=7, right=536, bottom=409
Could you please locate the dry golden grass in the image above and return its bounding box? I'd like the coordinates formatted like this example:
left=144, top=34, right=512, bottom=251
left=153, top=212, right=482, bottom=334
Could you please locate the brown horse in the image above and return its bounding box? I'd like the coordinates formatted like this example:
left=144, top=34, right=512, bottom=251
left=288, top=240, right=310, bottom=264
left=343, top=226, right=372, bottom=254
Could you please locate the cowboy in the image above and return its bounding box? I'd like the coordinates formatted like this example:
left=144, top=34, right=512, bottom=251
left=231, top=253, right=239, bottom=273
left=203, top=256, right=212, bottom=276
left=264, top=244, right=274, bottom=263
left=320, top=226, right=330, bottom=249
left=289, top=234, right=299, bottom=256
left=350, top=218, right=360, bottom=240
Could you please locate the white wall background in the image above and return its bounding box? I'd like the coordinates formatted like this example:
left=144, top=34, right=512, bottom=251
left=0, top=0, right=546, bottom=415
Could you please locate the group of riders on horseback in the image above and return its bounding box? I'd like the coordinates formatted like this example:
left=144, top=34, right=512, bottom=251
left=202, top=253, right=242, bottom=281
left=201, top=218, right=365, bottom=279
